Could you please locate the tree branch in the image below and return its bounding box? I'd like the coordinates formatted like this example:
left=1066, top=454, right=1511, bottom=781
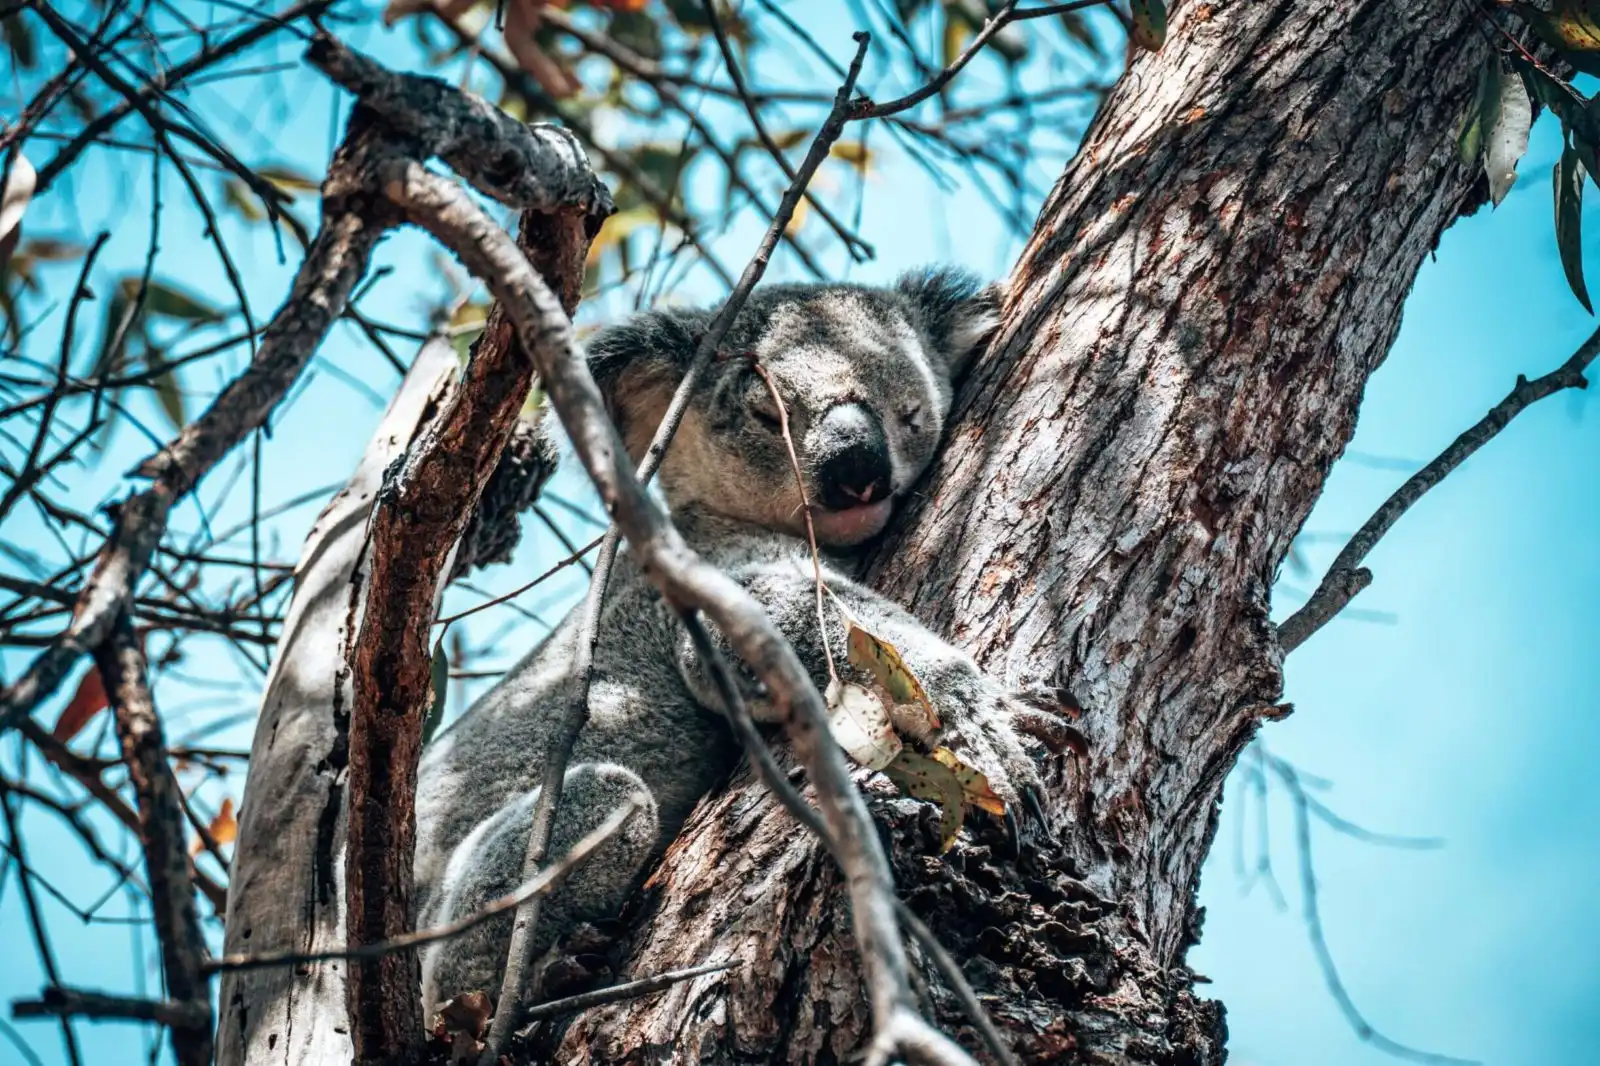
left=90, top=616, right=213, bottom=1066
left=12, top=988, right=210, bottom=1032
left=1278, top=327, right=1600, bottom=652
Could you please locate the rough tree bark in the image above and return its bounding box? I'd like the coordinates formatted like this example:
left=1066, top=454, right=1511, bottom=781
left=556, top=2, right=1489, bottom=1062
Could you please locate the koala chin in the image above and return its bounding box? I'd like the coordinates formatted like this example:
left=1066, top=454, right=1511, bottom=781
left=412, top=266, right=1052, bottom=1014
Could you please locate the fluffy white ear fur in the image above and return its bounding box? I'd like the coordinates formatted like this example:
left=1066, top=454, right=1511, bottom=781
left=947, top=279, right=1007, bottom=378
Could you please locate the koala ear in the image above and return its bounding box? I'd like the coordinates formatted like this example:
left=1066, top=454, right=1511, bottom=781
left=894, top=265, right=1006, bottom=379
left=582, top=308, right=706, bottom=452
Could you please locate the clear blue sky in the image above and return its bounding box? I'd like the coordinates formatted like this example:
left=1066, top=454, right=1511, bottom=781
left=1, top=4, right=1595, bottom=1065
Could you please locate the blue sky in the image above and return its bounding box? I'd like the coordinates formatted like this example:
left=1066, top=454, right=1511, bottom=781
left=2, top=4, right=1596, bottom=1065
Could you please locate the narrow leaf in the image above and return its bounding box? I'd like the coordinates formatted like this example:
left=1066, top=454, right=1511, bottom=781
left=422, top=636, right=449, bottom=745
left=1486, top=71, right=1533, bottom=206
left=149, top=360, right=187, bottom=431
left=52, top=668, right=109, bottom=742
left=1458, top=58, right=1500, bottom=166
left=1554, top=144, right=1593, bottom=312
left=138, top=278, right=225, bottom=323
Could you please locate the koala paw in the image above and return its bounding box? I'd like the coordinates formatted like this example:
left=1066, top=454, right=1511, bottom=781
left=930, top=683, right=1063, bottom=855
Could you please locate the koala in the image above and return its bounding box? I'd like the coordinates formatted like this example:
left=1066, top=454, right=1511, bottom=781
left=412, top=266, right=1054, bottom=1013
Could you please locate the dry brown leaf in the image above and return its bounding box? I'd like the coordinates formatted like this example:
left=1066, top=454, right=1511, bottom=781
left=844, top=620, right=938, bottom=731
left=52, top=668, right=109, bottom=742
left=930, top=746, right=1006, bottom=818
left=882, top=750, right=966, bottom=852
left=504, top=0, right=581, bottom=99
left=826, top=680, right=903, bottom=771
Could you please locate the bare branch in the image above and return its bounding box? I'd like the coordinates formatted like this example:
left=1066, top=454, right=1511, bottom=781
left=516, top=961, right=734, bottom=1026
left=1279, top=327, right=1600, bottom=652
left=12, top=988, right=210, bottom=1032
left=91, top=615, right=213, bottom=1066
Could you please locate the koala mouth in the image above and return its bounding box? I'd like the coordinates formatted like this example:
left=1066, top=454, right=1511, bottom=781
left=811, top=498, right=894, bottom=545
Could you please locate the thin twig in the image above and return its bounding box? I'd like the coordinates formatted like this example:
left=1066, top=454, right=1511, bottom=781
left=12, top=988, right=210, bottom=1031
left=1278, top=328, right=1600, bottom=652
left=516, top=961, right=734, bottom=1025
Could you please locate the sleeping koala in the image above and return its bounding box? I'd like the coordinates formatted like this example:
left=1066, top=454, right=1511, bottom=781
left=412, top=266, right=1052, bottom=1012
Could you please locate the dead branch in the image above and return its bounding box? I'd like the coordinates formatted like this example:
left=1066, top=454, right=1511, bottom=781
left=12, top=987, right=210, bottom=1031
left=90, top=615, right=212, bottom=1066
left=515, top=961, right=734, bottom=1027
left=1279, top=326, right=1600, bottom=652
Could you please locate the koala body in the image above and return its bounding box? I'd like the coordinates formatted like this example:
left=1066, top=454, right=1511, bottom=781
left=413, top=268, right=1047, bottom=1011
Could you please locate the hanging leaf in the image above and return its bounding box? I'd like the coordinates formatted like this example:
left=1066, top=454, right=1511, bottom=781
left=942, top=10, right=974, bottom=69
left=829, top=141, right=875, bottom=171
left=1458, top=58, right=1501, bottom=166
left=882, top=750, right=966, bottom=852
left=1518, top=1, right=1600, bottom=53
left=147, top=354, right=187, bottom=431
left=1554, top=144, right=1593, bottom=313
left=1486, top=71, right=1533, bottom=206
left=1, top=152, right=35, bottom=267
left=827, top=680, right=904, bottom=771
left=257, top=166, right=320, bottom=195
left=930, top=746, right=1006, bottom=817
left=1130, top=0, right=1167, bottom=52
left=845, top=620, right=939, bottom=728
left=192, top=797, right=239, bottom=856
left=52, top=668, right=109, bottom=742
left=422, top=636, right=450, bottom=744
left=123, top=276, right=225, bottom=324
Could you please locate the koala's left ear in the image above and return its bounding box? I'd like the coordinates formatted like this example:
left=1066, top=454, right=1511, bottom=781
left=895, top=266, right=1006, bottom=379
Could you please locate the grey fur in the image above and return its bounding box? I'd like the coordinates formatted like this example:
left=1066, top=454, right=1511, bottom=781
left=414, top=266, right=1043, bottom=1012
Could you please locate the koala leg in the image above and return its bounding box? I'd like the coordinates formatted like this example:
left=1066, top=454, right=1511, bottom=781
left=418, top=762, right=660, bottom=1014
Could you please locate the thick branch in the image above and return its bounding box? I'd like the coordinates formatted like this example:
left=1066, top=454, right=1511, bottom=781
left=1277, top=327, right=1600, bottom=652
left=91, top=617, right=213, bottom=1066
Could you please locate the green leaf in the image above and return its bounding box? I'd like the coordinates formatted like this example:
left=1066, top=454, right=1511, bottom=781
left=1130, top=0, right=1167, bottom=52
left=1554, top=143, right=1593, bottom=313
left=147, top=354, right=187, bottom=432
left=882, top=750, right=967, bottom=853
left=1486, top=70, right=1532, bottom=206
left=134, top=278, right=225, bottom=323
left=223, top=178, right=267, bottom=224
left=3, top=11, right=36, bottom=70
left=257, top=166, right=320, bottom=194
left=609, top=10, right=663, bottom=61
left=422, top=636, right=449, bottom=745
left=1459, top=58, right=1500, bottom=166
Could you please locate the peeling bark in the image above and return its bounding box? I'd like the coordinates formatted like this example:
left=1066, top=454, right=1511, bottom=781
left=556, top=2, right=1488, bottom=1062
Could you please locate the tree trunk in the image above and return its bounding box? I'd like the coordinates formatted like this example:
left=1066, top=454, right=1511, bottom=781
left=557, top=1, right=1487, bottom=1062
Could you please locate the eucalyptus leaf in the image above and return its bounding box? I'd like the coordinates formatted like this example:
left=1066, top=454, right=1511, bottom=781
left=1458, top=58, right=1500, bottom=166
left=1131, top=0, right=1167, bottom=52
left=1554, top=144, right=1593, bottom=313
left=423, top=637, right=449, bottom=745
left=1485, top=73, right=1532, bottom=206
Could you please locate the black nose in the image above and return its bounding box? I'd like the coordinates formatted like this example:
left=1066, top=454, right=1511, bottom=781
left=815, top=403, right=891, bottom=511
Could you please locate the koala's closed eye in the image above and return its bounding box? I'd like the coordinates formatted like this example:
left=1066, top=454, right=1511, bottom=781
left=745, top=377, right=784, bottom=431
left=900, top=402, right=926, bottom=431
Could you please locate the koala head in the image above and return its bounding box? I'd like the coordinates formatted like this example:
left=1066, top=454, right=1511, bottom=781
left=584, top=266, right=1001, bottom=547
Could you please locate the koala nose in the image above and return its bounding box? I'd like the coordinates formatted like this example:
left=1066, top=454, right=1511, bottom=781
left=815, top=403, right=892, bottom=511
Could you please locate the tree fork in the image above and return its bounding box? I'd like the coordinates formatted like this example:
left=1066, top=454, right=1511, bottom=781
left=557, top=2, right=1490, bottom=1062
